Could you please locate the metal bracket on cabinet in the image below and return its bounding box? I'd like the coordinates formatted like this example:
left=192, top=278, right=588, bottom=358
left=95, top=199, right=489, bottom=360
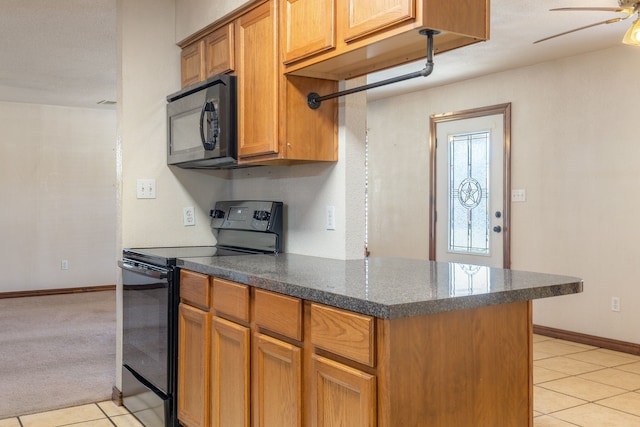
left=306, top=29, right=440, bottom=110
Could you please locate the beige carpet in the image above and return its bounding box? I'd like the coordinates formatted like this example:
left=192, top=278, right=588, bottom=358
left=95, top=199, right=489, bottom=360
left=0, top=291, right=116, bottom=419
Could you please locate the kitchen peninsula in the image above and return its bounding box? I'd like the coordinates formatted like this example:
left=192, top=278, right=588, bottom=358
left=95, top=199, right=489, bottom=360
left=176, top=254, right=582, bottom=427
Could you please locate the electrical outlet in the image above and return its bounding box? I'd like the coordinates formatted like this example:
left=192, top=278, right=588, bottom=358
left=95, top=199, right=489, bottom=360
left=136, top=179, right=156, bottom=199
left=611, top=296, right=621, bottom=312
left=326, top=206, right=336, bottom=230
left=183, top=207, right=195, bottom=226
left=61, top=259, right=69, bottom=270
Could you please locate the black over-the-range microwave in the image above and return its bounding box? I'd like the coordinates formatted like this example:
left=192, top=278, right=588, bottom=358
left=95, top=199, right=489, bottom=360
left=166, top=74, right=237, bottom=169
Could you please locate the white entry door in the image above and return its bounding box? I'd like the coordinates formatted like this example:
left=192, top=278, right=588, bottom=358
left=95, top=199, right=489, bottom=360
left=431, top=105, right=510, bottom=268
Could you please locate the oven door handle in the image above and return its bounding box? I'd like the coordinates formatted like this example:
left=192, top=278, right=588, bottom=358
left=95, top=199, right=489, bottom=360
left=118, top=260, right=168, bottom=279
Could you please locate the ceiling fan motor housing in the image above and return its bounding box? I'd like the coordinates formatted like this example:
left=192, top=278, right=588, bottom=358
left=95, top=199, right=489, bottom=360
left=618, top=0, right=638, bottom=9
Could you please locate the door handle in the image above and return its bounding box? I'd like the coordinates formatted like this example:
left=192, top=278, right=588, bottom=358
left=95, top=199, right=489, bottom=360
left=118, top=260, right=168, bottom=279
left=493, top=225, right=502, bottom=233
left=199, top=101, right=219, bottom=150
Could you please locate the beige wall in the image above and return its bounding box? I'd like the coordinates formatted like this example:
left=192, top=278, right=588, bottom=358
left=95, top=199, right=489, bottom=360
left=172, top=0, right=368, bottom=259
left=119, top=0, right=229, bottom=250
left=0, top=101, right=116, bottom=293
left=228, top=78, right=367, bottom=259
left=117, top=0, right=231, bottom=386
left=120, top=0, right=366, bottom=258
left=117, top=0, right=366, bottom=387
left=367, top=46, right=640, bottom=344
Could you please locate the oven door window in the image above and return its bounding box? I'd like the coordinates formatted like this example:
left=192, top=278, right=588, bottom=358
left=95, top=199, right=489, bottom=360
left=122, top=268, right=169, bottom=393
left=170, top=106, right=207, bottom=154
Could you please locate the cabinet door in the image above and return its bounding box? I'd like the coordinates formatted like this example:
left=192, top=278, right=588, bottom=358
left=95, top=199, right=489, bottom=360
left=204, top=23, right=235, bottom=77
left=341, top=0, right=415, bottom=43
left=281, top=0, right=335, bottom=64
left=211, top=317, right=250, bottom=427
left=236, top=1, right=279, bottom=158
left=254, top=333, right=302, bottom=427
left=181, top=40, right=205, bottom=88
left=311, top=355, right=377, bottom=427
left=177, top=303, right=211, bottom=427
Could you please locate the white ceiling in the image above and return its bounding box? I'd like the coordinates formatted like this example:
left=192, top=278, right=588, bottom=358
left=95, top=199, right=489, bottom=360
left=0, top=0, right=116, bottom=109
left=368, top=0, right=637, bottom=100
left=0, top=0, right=635, bottom=108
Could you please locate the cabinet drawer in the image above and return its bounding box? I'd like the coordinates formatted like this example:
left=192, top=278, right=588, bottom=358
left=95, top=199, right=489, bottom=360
left=310, top=303, right=375, bottom=367
left=254, top=289, right=302, bottom=341
left=180, top=270, right=212, bottom=309
left=213, top=278, right=250, bottom=323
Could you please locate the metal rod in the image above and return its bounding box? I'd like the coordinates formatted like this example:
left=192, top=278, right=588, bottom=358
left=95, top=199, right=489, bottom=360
left=307, top=29, right=439, bottom=109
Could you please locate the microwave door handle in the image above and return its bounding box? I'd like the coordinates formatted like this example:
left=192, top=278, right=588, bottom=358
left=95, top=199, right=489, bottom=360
left=199, top=101, right=218, bottom=151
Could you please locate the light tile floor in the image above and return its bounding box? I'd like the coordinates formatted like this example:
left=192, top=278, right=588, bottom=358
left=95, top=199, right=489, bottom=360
left=0, top=401, right=142, bottom=427
left=1, top=334, right=639, bottom=427
left=533, top=334, right=640, bottom=426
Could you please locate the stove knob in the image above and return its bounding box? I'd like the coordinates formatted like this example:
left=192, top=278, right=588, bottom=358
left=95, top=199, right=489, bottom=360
left=253, top=210, right=271, bottom=221
left=210, top=209, right=226, bottom=219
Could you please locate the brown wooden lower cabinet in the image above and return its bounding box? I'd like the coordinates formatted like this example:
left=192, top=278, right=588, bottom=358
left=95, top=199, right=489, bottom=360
left=177, top=303, right=211, bottom=427
left=375, top=300, right=532, bottom=427
left=211, top=316, right=250, bottom=427
left=178, top=271, right=533, bottom=427
left=310, top=355, right=376, bottom=427
left=253, top=333, right=302, bottom=427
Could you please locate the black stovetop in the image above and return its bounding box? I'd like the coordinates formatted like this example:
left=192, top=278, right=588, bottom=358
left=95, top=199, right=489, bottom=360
left=123, top=245, right=260, bottom=267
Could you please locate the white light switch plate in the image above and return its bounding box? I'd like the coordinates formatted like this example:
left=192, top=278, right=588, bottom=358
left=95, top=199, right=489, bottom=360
left=326, top=206, right=336, bottom=230
left=511, top=189, right=526, bottom=202
left=136, top=179, right=156, bottom=199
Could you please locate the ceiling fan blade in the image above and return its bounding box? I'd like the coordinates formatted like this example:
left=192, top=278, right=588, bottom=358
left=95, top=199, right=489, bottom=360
left=534, top=17, right=626, bottom=44
left=550, top=7, right=627, bottom=12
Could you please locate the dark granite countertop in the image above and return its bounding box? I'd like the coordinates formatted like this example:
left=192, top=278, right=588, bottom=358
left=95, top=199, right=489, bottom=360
left=177, top=253, right=583, bottom=319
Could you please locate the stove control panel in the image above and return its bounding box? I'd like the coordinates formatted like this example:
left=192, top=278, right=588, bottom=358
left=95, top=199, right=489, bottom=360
left=210, top=201, right=283, bottom=232
left=209, top=200, right=284, bottom=253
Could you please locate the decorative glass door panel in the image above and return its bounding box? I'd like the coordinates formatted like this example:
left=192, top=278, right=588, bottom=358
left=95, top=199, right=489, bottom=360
left=449, top=131, right=490, bottom=255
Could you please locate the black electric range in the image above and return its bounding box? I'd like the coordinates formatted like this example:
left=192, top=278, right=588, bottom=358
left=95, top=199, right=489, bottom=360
left=118, top=200, right=283, bottom=427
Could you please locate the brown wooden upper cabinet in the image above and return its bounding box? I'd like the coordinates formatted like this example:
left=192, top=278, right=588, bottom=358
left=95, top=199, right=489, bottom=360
left=181, top=23, right=235, bottom=88
left=204, top=23, right=235, bottom=77
left=235, top=1, right=279, bottom=158
left=342, top=0, right=415, bottom=43
left=283, top=0, right=490, bottom=80
left=281, top=0, right=417, bottom=67
left=280, top=0, right=336, bottom=64
left=180, top=40, right=205, bottom=88
left=177, top=0, right=488, bottom=165
left=178, top=0, right=338, bottom=166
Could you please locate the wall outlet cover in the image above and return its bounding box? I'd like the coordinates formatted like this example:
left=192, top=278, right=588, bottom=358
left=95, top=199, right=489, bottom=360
left=183, top=207, right=195, bottom=226
left=611, top=296, right=621, bottom=312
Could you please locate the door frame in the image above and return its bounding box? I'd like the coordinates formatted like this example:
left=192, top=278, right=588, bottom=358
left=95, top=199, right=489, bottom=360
left=429, top=103, right=512, bottom=268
